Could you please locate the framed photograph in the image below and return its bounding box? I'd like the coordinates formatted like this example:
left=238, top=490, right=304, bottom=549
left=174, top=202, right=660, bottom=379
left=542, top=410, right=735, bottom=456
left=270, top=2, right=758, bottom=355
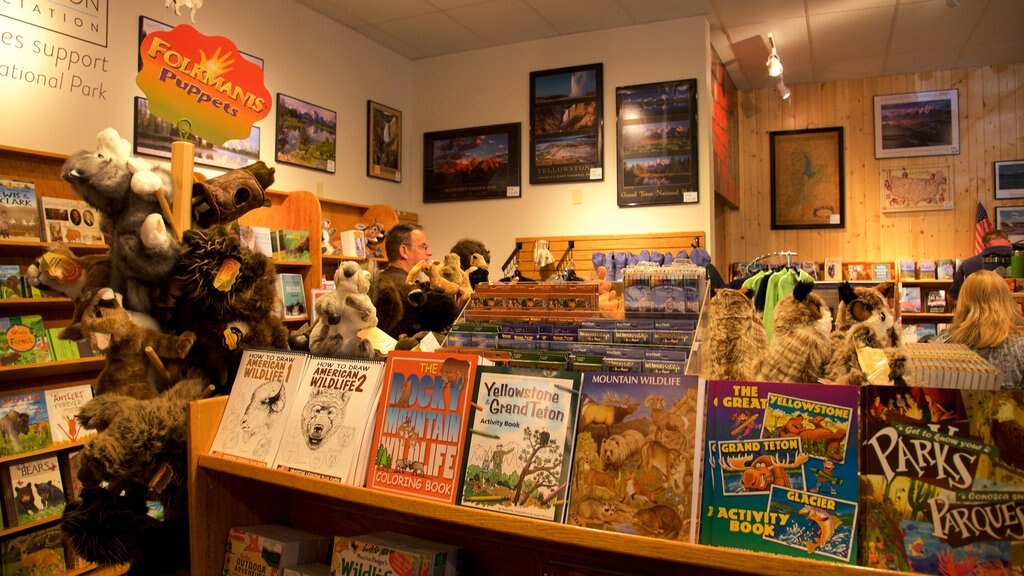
left=770, top=127, right=845, bottom=229
left=423, top=123, right=521, bottom=203
left=616, top=78, right=698, bottom=207
left=995, top=160, right=1024, bottom=200
left=995, top=206, right=1024, bottom=244
left=529, top=63, right=603, bottom=184
left=874, top=89, right=959, bottom=159
left=133, top=97, right=261, bottom=170
left=880, top=163, right=953, bottom=213
left=275, top=93, right=336, bottom=174
left=367, top=100, right=401, bottom=182
left=138, top=16, right=263, bottom=71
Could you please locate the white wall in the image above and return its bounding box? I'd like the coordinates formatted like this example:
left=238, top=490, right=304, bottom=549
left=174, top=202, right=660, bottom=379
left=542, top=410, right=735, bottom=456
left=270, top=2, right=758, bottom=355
left=411, top=17, right=714, bottom=276
left=0, top=0, right=414, bottom=206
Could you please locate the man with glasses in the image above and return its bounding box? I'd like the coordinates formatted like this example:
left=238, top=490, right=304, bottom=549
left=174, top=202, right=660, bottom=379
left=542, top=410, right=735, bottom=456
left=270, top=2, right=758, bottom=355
left=374, top=223, right=435, bottom=338
left=381, top=223, right=432, bottom=284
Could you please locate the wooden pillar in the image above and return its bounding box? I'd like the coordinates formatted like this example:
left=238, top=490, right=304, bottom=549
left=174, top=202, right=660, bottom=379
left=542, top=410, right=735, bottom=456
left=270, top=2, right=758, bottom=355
left=170, top=140, right=195, bottom=238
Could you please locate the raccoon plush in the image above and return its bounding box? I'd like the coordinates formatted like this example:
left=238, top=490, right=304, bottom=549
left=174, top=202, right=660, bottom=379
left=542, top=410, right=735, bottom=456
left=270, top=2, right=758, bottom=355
left=754, top=281, right=833, bottom=384
left=700, top=288, right=768, bottom=381
left=825, top=282, right=906, bottom=385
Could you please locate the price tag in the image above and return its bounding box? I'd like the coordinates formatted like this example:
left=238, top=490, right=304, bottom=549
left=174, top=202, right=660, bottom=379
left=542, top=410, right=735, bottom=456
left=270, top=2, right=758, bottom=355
left=590, top=167, right=602, bottom=179
left=683, top=192, right=698, bottom=203
left=830, top=214, right=841, bottom=225
left=507, top=186, right=521, bottom=197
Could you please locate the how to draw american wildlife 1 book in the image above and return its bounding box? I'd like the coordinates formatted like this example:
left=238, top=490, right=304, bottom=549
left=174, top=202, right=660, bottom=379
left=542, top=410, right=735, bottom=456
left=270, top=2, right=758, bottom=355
left=365, top=350, right=481, bottom=504
left=209, top=348, right=309, bottom=466
left=272, top=355, right=386, bottom=485
left=566, top=372, right=703, bottom=543
left=699, top=380, right=859, bottom=564
left=457, top=366, right=582, bottom=522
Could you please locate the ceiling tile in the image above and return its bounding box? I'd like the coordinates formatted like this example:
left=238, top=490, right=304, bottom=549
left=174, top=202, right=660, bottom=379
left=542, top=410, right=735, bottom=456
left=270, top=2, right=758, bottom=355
left=340, top=0, right=437, bottom=24
left=447, top=0, right=558, bottom=45
left=966, top=0, right=1024, bottom=47
left=884, top=48, right=960, bottom=76
left=809, top=7, right=893, bottom=61
left=814, top=55, right=886, bottom=83
left=806, top=0, right=896, bottom=14
left=889, top=0, right=985, bottom=54
left=294, top=0, right=368, bottom=28
left=956, top=40, right=1024, bottom=70
left=617, top=0, right=713, bottom=24
left=523, top=0, right=633, bottom=34
left=710, top=28, right=735, bottom=63
left=355, top=24, right=429, bottom=59
left=376, top=12, right=489, bottom=57
left=427, top=0, right=491, bottom=9
left=711, top=0, right=805, bottom=28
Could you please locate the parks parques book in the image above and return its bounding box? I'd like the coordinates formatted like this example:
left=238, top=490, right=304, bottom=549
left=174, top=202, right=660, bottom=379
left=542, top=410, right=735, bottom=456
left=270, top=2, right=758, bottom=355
left=456, top=366, right=582, bottom=522
left=365, top=350, right=482, bottom=504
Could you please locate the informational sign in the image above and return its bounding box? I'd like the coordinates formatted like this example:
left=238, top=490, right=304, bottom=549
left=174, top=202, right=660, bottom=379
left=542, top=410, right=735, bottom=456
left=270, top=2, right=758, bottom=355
left=1, top=0, right=109, bottom=47
left=136, top=25, right=270, bottom=145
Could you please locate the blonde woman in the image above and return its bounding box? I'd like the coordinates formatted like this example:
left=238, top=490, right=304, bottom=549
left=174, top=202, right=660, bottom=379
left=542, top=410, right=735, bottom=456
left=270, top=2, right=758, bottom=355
left=947, top=270, right=1024, bottom=390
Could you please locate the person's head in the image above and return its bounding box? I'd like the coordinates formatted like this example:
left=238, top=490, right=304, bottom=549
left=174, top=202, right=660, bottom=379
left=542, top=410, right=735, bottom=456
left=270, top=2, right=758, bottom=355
left=951, top=270, right=1024, bottom=349
left=384, top=223, right=431, bottom=270
left=983, top=229, right=1011, bottom=247
left=450, top=238, right=490, bottom=270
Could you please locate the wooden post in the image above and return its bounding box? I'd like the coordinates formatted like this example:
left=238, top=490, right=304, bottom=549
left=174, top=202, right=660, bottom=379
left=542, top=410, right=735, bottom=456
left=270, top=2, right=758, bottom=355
left=171, top=140, right=195, bottom=238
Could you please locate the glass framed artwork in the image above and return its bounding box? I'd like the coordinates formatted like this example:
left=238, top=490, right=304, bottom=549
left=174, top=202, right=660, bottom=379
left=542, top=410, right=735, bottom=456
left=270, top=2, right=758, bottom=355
left=994, top=160, right=1024, bottom=200
left=529, top=63, right=603, bottom=184
left=423, top=123, right=521, bottom=203
left=275, top=93, right=336, bottom=174
left=770, top=127, right=845, bottom=229
left=133, top=97, right=261, bottom=170
left=880, top=162, right=953, bottom=213
left=367, top=100, right=401, bottom=183
left=874, top=89, right=959, bottom=159
left=995, top=206, right=1024, bottom=244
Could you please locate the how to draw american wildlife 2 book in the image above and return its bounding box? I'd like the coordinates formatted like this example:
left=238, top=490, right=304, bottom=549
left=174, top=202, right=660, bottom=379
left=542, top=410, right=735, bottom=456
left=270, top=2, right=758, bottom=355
left=699, top=380, right=859, bottom=564
left=457, top=366, right=582, bottom=522
left=365, top=350, right=481, bottom=504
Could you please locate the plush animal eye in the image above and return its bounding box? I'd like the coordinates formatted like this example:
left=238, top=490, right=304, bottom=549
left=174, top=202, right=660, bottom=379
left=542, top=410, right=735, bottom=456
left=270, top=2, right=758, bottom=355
left=880, top=312, right=886, bottom=321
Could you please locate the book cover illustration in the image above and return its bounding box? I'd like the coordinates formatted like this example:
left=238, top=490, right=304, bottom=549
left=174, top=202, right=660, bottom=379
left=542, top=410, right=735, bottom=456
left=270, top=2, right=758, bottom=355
left=823, top=258, right=843, bottom=282
left=277, top=273, right=308, bottom=320
left=919, top=260, right=937, bottom=280
left=0, top=390, right=52, bottom=456
left=900, top=286, right=922, bottom=313
left=699, top=380, right=859, bottom=564
left=275, top=229, right=311, bottom=261
left=366, top=351, right=480, bottom=504
left=0, top=315, right=52, bottom=366
left=272, top=356, right=386, bottom=484
left=5, top=454, right=65, bottom=526
left=330, top=535, right=420, bottom=576
left=457, top=366, right=582, bottom=522
left=565, top=372, right=701, bottom=543
left=860, top=386, right=1024, bottom=574
left=898, top=259, right=917, bottom=280
left=44, top=385, right=96, bottom=445
left=0, top=524, right=65, bottom=576
left=0, top=178, right=40, bottom=242
left=209, top=349, right=309, bottom=466
left=936, top=258, right=955, bottom=280
left=0, top=265, right=22, bottom=298
left=38, top=196, right=104, bottom=244
left=926, top=290, right=947, bottom=313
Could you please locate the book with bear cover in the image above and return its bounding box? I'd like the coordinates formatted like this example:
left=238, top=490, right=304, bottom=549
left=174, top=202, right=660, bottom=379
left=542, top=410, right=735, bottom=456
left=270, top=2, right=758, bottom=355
left=565, top=372, right=703, bottom=543
left=209, top=349, right=310, bottom=467
left=0, top=524, right=65, bottom=575
left=44, top=384, right=96, bottom=446
left=0, top=390, right=52, bottom=457
left=1, top=454, right=65, bottom=527
left=456, top=366, right=582, bottom=522
left=860, top=386, right=1024, bottom=574
left=0, top=315, right=52, bottom=366
left=272, top=356, right=386, bottom=485
left=365, top=350, right=482, bottom=504
left=698, top=380, right=859, bottom=564
left=0, top=178, right=40, bottom=242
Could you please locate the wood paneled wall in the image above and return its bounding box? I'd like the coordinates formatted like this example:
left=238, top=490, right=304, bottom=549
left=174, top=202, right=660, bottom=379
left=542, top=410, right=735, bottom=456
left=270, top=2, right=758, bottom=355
left=721, top=63, right=1024, bottom=269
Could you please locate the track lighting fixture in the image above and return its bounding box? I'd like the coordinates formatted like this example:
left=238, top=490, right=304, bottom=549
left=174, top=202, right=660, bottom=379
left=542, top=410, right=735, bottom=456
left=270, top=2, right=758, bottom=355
left=766, top=33, right=783, bottom=78
left=777, top=78, right=791, bottom=100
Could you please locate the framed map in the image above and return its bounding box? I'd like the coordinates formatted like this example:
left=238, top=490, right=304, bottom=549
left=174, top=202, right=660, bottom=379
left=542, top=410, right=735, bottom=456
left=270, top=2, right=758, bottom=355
left=770, top=127, right=845, bottom=229
left=880, top=163, right=952, bottom=213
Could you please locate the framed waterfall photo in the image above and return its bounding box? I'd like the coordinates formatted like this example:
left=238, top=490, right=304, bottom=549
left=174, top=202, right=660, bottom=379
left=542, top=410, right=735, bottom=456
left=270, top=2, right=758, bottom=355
left=367, top=100, right=402, bottom=182
left=529, top=63, right=603, bottom=184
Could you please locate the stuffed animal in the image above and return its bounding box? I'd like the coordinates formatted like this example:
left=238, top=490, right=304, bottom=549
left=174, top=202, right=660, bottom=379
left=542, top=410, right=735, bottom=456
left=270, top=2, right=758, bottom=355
left=308, top=261, right=377, bottom=358
left=825, top=282, right=907, bottom=386
left=190, top=161, right=274, bottom=228
left=171, top=225, right=289, bottom=391
left=700, top=288, right=768, bottom=381
left=61, top=128, right=180, bottom=315
left=355, top=204, right=399, bottom=260
left=320, top=218, right=337, bottom=255
left=80, top=288, right=195, bottom=399
left=753, top=282, right=833, bottom=384
left=26, top=246, right=112, bottom=340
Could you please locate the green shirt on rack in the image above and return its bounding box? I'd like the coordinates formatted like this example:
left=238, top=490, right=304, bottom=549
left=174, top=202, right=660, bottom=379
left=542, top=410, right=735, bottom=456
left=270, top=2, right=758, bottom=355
left=763, top=268, right=815, bottom=341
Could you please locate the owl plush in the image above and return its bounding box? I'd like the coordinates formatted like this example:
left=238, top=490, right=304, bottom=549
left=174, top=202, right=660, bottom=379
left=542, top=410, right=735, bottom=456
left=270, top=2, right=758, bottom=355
left=700, top=288, right=768, bottom=381
left=825, top=282, right=906, bottom=385
left=754, top=281, right=832, bottom=383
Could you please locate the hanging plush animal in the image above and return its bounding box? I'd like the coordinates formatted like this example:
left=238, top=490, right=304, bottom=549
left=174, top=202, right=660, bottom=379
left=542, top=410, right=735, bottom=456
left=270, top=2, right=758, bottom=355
left=308, top=261, right=378, bottom=358
left=26, top=245, right=111, bottom=340
left=825, top=282, right=907, bottom=386
left=754, top=281, right=833, bottom=383
left=190, top=161, right=274, bottom=229
left=700, top=288, right=768, bottom=381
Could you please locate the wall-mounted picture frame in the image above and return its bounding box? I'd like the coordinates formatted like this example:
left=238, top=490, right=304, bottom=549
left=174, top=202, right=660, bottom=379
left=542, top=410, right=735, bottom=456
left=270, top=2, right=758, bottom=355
left=995, top=160, right=1024, bottom=200
left=367, top=100, right=401, bottom=183
left=423, top=123, right=521, bottom=203
left=133, top=97, right=261, bottom=170
left=529, top=63, right=603, bottom=184
left=873, top=89, right=959, bottom=159
left=770, top=127, right=845, bottom=229
left=995, top=205, right=1024, bottom=244
left=138, top=16, right=264, bottom=71
left=880, top=162, right=953, bottom=213
left=616, top=78, right=698, bottom=207
left=275, top=93, right=336, bottom=174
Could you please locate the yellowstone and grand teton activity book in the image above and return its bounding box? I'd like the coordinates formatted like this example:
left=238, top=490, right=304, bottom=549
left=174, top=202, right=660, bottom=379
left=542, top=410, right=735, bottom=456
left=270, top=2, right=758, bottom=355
left=457, top=366, right=582, bottom=522
left=566, top=372, right=703, bottom=543
left=365, top=350, right=481, bottom=504
left=699, top=380, right=859, bottom=564
left=860, top=386, right=1024, bottom=574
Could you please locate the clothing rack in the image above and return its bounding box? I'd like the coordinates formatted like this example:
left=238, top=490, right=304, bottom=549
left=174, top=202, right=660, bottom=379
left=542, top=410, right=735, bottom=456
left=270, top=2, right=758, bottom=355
left=742, top=250, right=797, bottom=277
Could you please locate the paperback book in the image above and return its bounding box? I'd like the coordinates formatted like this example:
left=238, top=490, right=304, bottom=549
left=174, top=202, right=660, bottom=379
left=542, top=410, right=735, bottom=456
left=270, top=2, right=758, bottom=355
left=2, top=454, right=65, bottom=526
left=0, top=265, right=22, bottom=298
left=926, top=290, right=947, bottom=313
left=209, top=349, right=310, bottom=466
left=457, top=366, right=582, bottom=522
left=224, top=524, right=330, bottom=576
left=0, top=178, right=40, bottom=242
left=275, top=229, right=311, bottom=262
left=566, top=372, right=702, bottom=543
left=330, top=534, right=422, bottom=576
left=44, top=384, right=96, bottom=445
left=935, top=258, right=955, bottom=280
left=365, top=350, right=481, bottom=504
left=900, top=286, right=922, bottom=313
left=919, top=260, right=937, bottom=280
left=699, top=380, right=859, bottom=564
left=277, top=273, right=308, bottom=320
left=0, top=390, right=52, bottom=456
left=823, top=258, right=843, bottom=282
left=898, top=260, right=917, bottom=280
left=38, top=196, right=104, bottom=244
left=272, top=356, right=386, bottom=485
left=0, top=524, right=65, bottom=575
left=0, top=315, right=53, bottom=365
left=860, top=386, right=1024, bottom=573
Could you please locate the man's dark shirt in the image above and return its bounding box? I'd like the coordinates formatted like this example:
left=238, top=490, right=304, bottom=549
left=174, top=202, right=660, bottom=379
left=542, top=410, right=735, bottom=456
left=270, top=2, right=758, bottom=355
left=949, top=245, right=1012, bottom=298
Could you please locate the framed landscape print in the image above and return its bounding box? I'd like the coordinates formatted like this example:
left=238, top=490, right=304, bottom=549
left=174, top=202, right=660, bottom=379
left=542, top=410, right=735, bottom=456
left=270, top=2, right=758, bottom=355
left=423, top=123, right=521, bottom=203
left=874, top=89, right=959, bottom=159
left=616, top=78, right=698, bottom=207
left=134, top=97, right=261, bottom=170
left=994, top=160, right=1024, bottom=200
left=880, top=163, right=953, bottom=213
left=529, top=63, right=603, bottom=184
left=275, top=93, right=336, bottom=174
left=995, top=206, right=1024, bottom=244
left=770, top=127, right=845, bottom=229
left=367, top=100, right=401, bottom=182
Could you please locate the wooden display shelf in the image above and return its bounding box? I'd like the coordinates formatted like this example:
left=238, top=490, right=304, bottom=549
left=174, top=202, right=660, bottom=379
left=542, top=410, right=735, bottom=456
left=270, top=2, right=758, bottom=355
left=0, top=357, right=103, bottom=383
left=272, top=260, right=313, bottom=268
left=0, top=439, right=86, bottom=465
left=0, top=514, right=61, bottom=539
left=900, top=312, right=953, bottom=319
left=188, top=396, right=911, bottom=576
left=322, top=254, right=387, bottom=264
left=0, top=297, right=74, bottom=312
left=0, top=239, right=107, bottom=257
left=898, top=279, right=952, bottom=285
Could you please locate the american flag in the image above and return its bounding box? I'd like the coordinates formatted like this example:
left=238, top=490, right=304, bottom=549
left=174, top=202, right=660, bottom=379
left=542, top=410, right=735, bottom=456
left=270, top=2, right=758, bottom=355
left=975, top=201, right=993, bottom=254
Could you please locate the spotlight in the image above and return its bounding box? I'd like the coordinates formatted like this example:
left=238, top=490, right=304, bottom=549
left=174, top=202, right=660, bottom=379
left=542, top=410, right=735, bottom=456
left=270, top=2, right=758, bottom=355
left=777, top=78, right=791, bottom=100
left=766, top=33, right=783, bottom=77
